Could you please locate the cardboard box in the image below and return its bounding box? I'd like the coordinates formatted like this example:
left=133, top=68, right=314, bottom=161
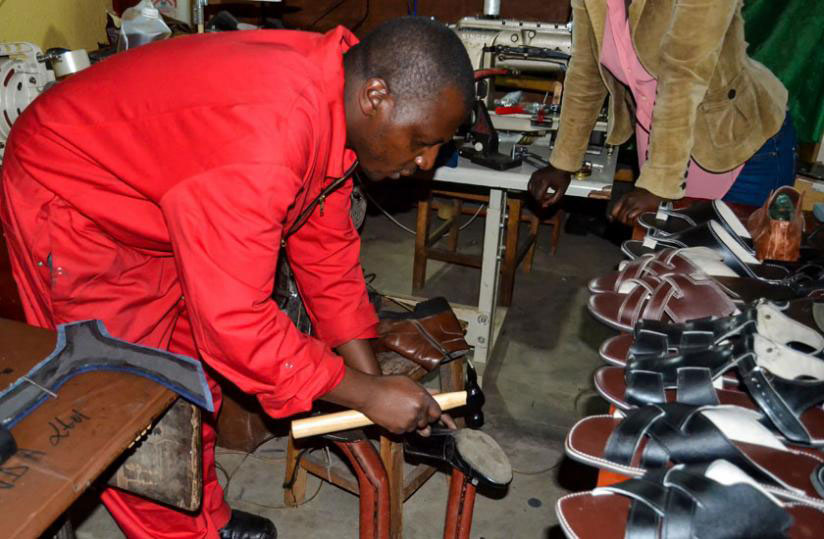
left=793, top=175, right=824, bottom=212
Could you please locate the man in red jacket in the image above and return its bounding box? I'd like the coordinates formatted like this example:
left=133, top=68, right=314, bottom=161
left=0, top=17, right=473, bottom=539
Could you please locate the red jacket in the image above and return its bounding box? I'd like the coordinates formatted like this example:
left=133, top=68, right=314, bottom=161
left=1, top=27, right=377, bottom=418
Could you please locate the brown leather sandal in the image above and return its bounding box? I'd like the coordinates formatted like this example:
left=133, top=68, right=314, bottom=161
left=588, top=248, right=735, bottom=294
left=588, top=273, right=737, bottom=332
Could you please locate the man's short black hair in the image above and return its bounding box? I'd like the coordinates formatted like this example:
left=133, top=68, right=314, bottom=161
left=346, top=17, right=475, bottom=113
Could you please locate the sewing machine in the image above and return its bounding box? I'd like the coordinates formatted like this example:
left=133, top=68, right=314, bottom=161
left=0, top=43, right=90, bottom=163
left=451, top=13, right=617, bottom=183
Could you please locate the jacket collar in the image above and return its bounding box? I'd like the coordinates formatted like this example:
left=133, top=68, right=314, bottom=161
left=583, top=0, right=663, bottom=77
left=308, top=26, right=358, bottom=181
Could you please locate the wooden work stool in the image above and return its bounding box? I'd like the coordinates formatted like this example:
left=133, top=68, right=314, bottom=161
left=283, top=353, right=465, bottom=539
left=413, top=188, right=563, bottom=306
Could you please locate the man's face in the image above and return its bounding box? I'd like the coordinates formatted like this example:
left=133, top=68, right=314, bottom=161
left=352, top=85, right=468, bottom=181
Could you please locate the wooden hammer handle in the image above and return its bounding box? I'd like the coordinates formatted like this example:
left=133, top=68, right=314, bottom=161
left=291, top=391, right=467, bottom=439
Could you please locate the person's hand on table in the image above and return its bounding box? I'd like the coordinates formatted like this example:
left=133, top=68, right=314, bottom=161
left=610, top=188, right=668, bottom=226
left=527, top=166, right=571, bottom=208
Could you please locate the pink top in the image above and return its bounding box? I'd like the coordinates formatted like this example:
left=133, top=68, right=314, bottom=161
left=600, top=0, right=741, bottom=199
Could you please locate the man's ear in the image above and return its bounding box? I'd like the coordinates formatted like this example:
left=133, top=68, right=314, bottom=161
left=359, top=77, right=393, bottom=117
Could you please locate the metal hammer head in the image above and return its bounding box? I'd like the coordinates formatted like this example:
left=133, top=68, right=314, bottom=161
left=465, top=362, right=485, bottom=429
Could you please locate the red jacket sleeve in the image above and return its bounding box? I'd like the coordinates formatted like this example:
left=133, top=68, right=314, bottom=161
left=160, top=162, right=345, bottom=418
left=285, top=178, right=379, bottom=347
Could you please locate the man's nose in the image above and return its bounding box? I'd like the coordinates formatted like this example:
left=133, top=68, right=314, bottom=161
left=415, top=146, right=440, bottom=171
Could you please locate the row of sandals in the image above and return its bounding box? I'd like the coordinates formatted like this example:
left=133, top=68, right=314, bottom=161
left=556, top=189, right=824, bottom=538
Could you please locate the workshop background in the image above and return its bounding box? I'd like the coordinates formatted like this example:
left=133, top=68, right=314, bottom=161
left=2, top=0, right=821, bottom=147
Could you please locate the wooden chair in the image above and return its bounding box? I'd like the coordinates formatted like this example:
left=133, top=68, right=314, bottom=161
left=413, top=188, right=564, bottom=306
left=283, top=352, right=465, bottom=539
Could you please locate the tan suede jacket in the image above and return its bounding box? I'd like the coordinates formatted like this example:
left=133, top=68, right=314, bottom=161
left=549, top=0, right=788, bottom=199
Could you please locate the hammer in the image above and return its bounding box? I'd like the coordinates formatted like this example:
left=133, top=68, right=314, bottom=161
left=291, top=363, right=486, bottom=439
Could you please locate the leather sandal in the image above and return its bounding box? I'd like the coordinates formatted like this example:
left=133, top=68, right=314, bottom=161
left=641, top=199, right=824, bottom=260
left=588, top=247, right=743, bottom=294
left=627, top=218, right=824, bottom=270
left=597, top=299, right=824, bottom=366
left=588, top=272, right=738, bottom=332
left=593, top=334, right=824, bottom=446
left=624, top=220, right=806, bottom=281
left=556, top=460, right=824, bottom=539
left=623, top=220, right=755, bottom=261
left=638, top=200, right=752, bottom=240
left=565, top=403, right=824, bottom=506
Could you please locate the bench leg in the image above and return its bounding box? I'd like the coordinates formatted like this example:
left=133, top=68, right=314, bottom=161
left=380, top=436, right=405, bottom=539
left=283, top=434, right=307, bottom=506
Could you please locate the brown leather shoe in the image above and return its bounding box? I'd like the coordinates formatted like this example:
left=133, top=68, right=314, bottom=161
left=377, top=297, right=469, bottom=371
left=747, top=186, right=804, bottom=262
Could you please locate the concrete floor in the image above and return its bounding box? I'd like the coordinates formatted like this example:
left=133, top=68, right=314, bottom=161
left=73, top=197, right=626, bottom=539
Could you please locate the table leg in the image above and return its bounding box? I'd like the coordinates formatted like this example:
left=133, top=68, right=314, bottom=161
left=413, top=198, right=432, bottom=292
left=474, top=189, right=505, bottom=364
left=499, top=196, right=521, bottom=306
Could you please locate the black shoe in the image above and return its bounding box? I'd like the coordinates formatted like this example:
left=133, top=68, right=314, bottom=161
left=219, top=510, right=277, bottom=539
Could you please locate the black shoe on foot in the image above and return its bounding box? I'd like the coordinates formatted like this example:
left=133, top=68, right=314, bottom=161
left=219, top=510, right=277, bottom=539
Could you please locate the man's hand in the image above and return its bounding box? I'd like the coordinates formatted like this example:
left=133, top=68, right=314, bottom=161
left=527, top=166, right=571, bottom=208
left=322, top=368, right=442, bottom=435
left=359, top=375, right=443, bottom=435
left=610, top=188, right=667, bottom=226
left=336, top=339, right=381, bottom=376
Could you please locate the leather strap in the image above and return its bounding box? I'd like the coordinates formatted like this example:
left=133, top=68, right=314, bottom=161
left=599, top=465, right=793, bottom=539
left=625, top=370, right=667, bottom=407
left=675, top=368, right=720, bottom=406
left=738, top=353, right=822, bottom=445
left=604, top=404, right=783, bottom=488
left=604, top=406, right=665, bottom=465
left=813, top=464, right=824, bottom=499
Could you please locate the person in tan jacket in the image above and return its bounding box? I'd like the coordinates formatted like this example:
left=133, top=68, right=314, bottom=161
left=529, top=0, right=794, bottom=224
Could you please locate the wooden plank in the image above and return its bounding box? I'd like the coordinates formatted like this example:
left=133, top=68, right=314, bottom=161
left=425, top=248, right=482, bottom=269
left=284, top=434, right=308, bottom=506
left=0, top=318, right=179, bottom=539
left=402, top=465, right=438, bottom=500
left=300, top=455, right=359, bottom=495
left=426, top=219, right=454, bottom=249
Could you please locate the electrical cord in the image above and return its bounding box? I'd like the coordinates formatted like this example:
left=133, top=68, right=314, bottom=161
left=215, top=440, right=325, bottom=511
left=361, top=187, right=417, bottom=235
left=511, top=460, right=562, bottom=476
left=362, top=183, right=487, bottom=236
left=308, top=0, right=349, bottom=29
left=351, top=0, right=370, bottom=32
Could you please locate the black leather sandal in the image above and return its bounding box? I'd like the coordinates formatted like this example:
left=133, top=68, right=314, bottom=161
left=595, top=333, right=824, bottom=447
left=557, top=460, right=824, bottom=539
left=597, top=299, right=824, bottom=367
left=639, top=200, right=752, bottom=241
left=565, top=403, right=824, bottom=507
